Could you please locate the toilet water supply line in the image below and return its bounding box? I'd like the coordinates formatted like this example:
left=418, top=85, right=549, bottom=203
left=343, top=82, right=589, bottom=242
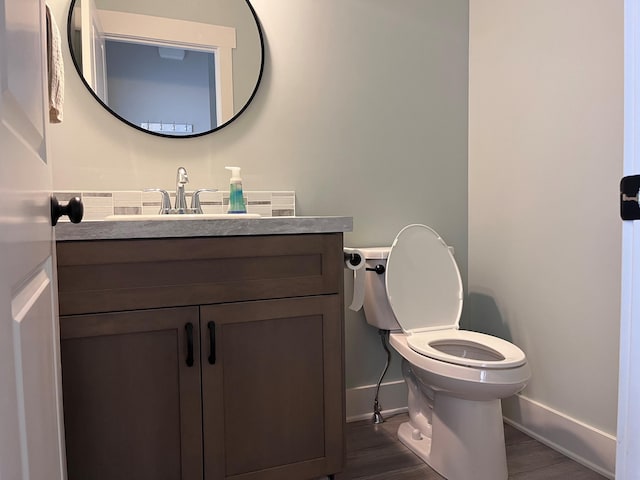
left=344, top=248, right=391, bottom=424
left=373, top=329, right=391, bottom=424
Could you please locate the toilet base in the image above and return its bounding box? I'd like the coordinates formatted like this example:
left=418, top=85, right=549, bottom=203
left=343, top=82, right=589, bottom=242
left=398, top=395, right=508, bottom=480
left=397, top=421, right=434, bottom=465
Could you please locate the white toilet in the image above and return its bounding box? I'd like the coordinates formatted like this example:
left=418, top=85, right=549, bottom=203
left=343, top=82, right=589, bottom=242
left=358, top=224, right=530, bottom=480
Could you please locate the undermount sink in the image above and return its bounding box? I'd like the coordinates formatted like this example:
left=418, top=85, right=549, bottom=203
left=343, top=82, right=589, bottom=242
left=105, top=213, right=262, bottom=221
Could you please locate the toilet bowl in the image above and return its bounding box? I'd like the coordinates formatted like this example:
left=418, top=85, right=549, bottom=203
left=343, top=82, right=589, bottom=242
left=358, top=224, right=530, bottom=480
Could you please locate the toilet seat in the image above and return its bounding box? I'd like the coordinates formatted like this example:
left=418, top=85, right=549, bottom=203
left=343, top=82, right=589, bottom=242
left=406, top=330, right=527, bottom=369
left=386, top=224, right=526, bottom=369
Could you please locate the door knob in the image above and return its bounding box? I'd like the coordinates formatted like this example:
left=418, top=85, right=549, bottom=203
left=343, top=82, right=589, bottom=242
left=621, top=175, right=640, bottom=220
left=51, top=196, right=84, bottom=226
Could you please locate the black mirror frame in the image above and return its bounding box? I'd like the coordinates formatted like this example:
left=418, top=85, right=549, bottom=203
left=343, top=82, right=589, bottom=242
left=66, top=0, right=265, bottom=139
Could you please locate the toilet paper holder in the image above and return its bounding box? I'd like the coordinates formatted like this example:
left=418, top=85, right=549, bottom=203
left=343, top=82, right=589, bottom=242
left=343, top=253, right=385, bottom=274
left=344, top=252, right=362, bottom=267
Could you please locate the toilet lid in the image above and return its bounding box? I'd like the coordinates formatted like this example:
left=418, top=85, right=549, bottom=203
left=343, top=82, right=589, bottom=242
left=386, top=224, right=463, bottom=333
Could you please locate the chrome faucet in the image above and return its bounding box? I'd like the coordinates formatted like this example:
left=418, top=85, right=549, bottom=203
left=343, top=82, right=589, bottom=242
left=174, top=167, right=189, bottom=213
left=145, top=167, right=217, bottom=214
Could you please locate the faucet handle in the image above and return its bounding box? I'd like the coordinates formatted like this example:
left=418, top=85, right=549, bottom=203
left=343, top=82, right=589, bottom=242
left=191, top=188, right=219, bottom=214
left=144, top=188, right=171, bottom=214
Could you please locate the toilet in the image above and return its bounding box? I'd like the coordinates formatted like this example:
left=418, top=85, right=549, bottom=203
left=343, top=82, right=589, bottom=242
left=358, top=224, right=530, bottom=480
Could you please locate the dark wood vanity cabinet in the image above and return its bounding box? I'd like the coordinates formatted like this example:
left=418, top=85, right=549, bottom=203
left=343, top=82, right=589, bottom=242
left=60, top=307, right=204, bottom=480
left=56, top=234, right=345, bottom=480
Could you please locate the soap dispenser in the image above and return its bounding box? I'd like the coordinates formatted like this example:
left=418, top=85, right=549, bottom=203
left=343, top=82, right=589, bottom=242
left=226, top=166, right=247, bottom=214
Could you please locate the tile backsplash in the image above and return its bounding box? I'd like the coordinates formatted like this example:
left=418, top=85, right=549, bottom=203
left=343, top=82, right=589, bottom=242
left=53, top=190, right=296, bottom=221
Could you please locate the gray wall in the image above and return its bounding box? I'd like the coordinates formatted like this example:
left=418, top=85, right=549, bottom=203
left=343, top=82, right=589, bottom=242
left=49, top=0, right=470, bottom=389
left=468, top=0, right=622, bottom=435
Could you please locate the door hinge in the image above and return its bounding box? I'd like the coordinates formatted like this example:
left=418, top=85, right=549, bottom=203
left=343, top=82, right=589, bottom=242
left=621, top=175, right=640, bottom=220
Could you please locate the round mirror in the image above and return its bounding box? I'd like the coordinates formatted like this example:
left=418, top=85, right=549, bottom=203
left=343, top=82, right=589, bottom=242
left=67, top=0, right=264, bottom=138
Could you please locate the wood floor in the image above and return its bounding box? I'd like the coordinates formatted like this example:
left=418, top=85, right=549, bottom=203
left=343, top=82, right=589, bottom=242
left=334, top=413, right=606, bottom=480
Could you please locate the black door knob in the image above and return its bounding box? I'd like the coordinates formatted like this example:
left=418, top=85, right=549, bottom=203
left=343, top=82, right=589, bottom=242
left=51, top=196, right=84, bottom=226
left=621, top=175, right=640, bottom=220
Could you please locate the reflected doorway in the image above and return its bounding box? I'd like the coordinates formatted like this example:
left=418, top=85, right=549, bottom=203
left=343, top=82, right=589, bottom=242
left=105, top=41, right=217, bottom=134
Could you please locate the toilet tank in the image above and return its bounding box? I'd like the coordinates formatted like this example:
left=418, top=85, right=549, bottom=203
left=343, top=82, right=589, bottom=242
left=360, top=247, right=401, bottom=331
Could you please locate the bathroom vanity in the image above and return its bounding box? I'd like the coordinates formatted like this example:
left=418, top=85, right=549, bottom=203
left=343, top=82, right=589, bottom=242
left=55, top=217, right=352, bottom=480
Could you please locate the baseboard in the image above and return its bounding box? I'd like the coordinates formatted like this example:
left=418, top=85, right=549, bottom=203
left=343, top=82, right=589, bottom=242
left=346, top=380, right=408, bottom=423
left=502, top=394, right=616, bottom=479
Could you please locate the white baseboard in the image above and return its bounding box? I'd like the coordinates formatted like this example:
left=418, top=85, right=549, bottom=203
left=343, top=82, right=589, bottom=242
left=502, top=394, right=616, bottom=479
left=346, top=380, right=408, bottom=423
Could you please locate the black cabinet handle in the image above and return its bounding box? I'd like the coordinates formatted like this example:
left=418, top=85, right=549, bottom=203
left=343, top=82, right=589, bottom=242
left=208, top=321, right=216, bottom=365
left=185, top=323, right=194, bottom=367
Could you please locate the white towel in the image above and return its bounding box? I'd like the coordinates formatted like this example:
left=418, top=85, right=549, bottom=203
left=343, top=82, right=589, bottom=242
left=46, top=4, right=64, bottom=123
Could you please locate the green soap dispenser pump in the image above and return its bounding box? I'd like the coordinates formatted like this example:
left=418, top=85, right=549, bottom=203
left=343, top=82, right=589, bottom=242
left=226, top=166, right=247, bottom=214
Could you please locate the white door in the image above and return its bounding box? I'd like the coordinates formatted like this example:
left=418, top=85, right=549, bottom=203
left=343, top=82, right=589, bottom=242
left=0, top=0, right=66, bottom=479
left=618, top=0, right=640, bottom=478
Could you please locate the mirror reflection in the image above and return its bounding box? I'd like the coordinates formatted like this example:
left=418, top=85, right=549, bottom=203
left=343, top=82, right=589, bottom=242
left=68, top=0, right=264, bottom=137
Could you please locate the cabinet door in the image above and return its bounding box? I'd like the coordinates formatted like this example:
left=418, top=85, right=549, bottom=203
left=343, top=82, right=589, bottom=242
left=60, top=307, right=203, bottom=480
left=201, top=296, right=344, bottom=480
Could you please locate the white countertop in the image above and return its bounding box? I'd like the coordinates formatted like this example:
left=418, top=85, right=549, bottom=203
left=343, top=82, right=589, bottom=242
left=55, top=216, right=353, bottom=241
